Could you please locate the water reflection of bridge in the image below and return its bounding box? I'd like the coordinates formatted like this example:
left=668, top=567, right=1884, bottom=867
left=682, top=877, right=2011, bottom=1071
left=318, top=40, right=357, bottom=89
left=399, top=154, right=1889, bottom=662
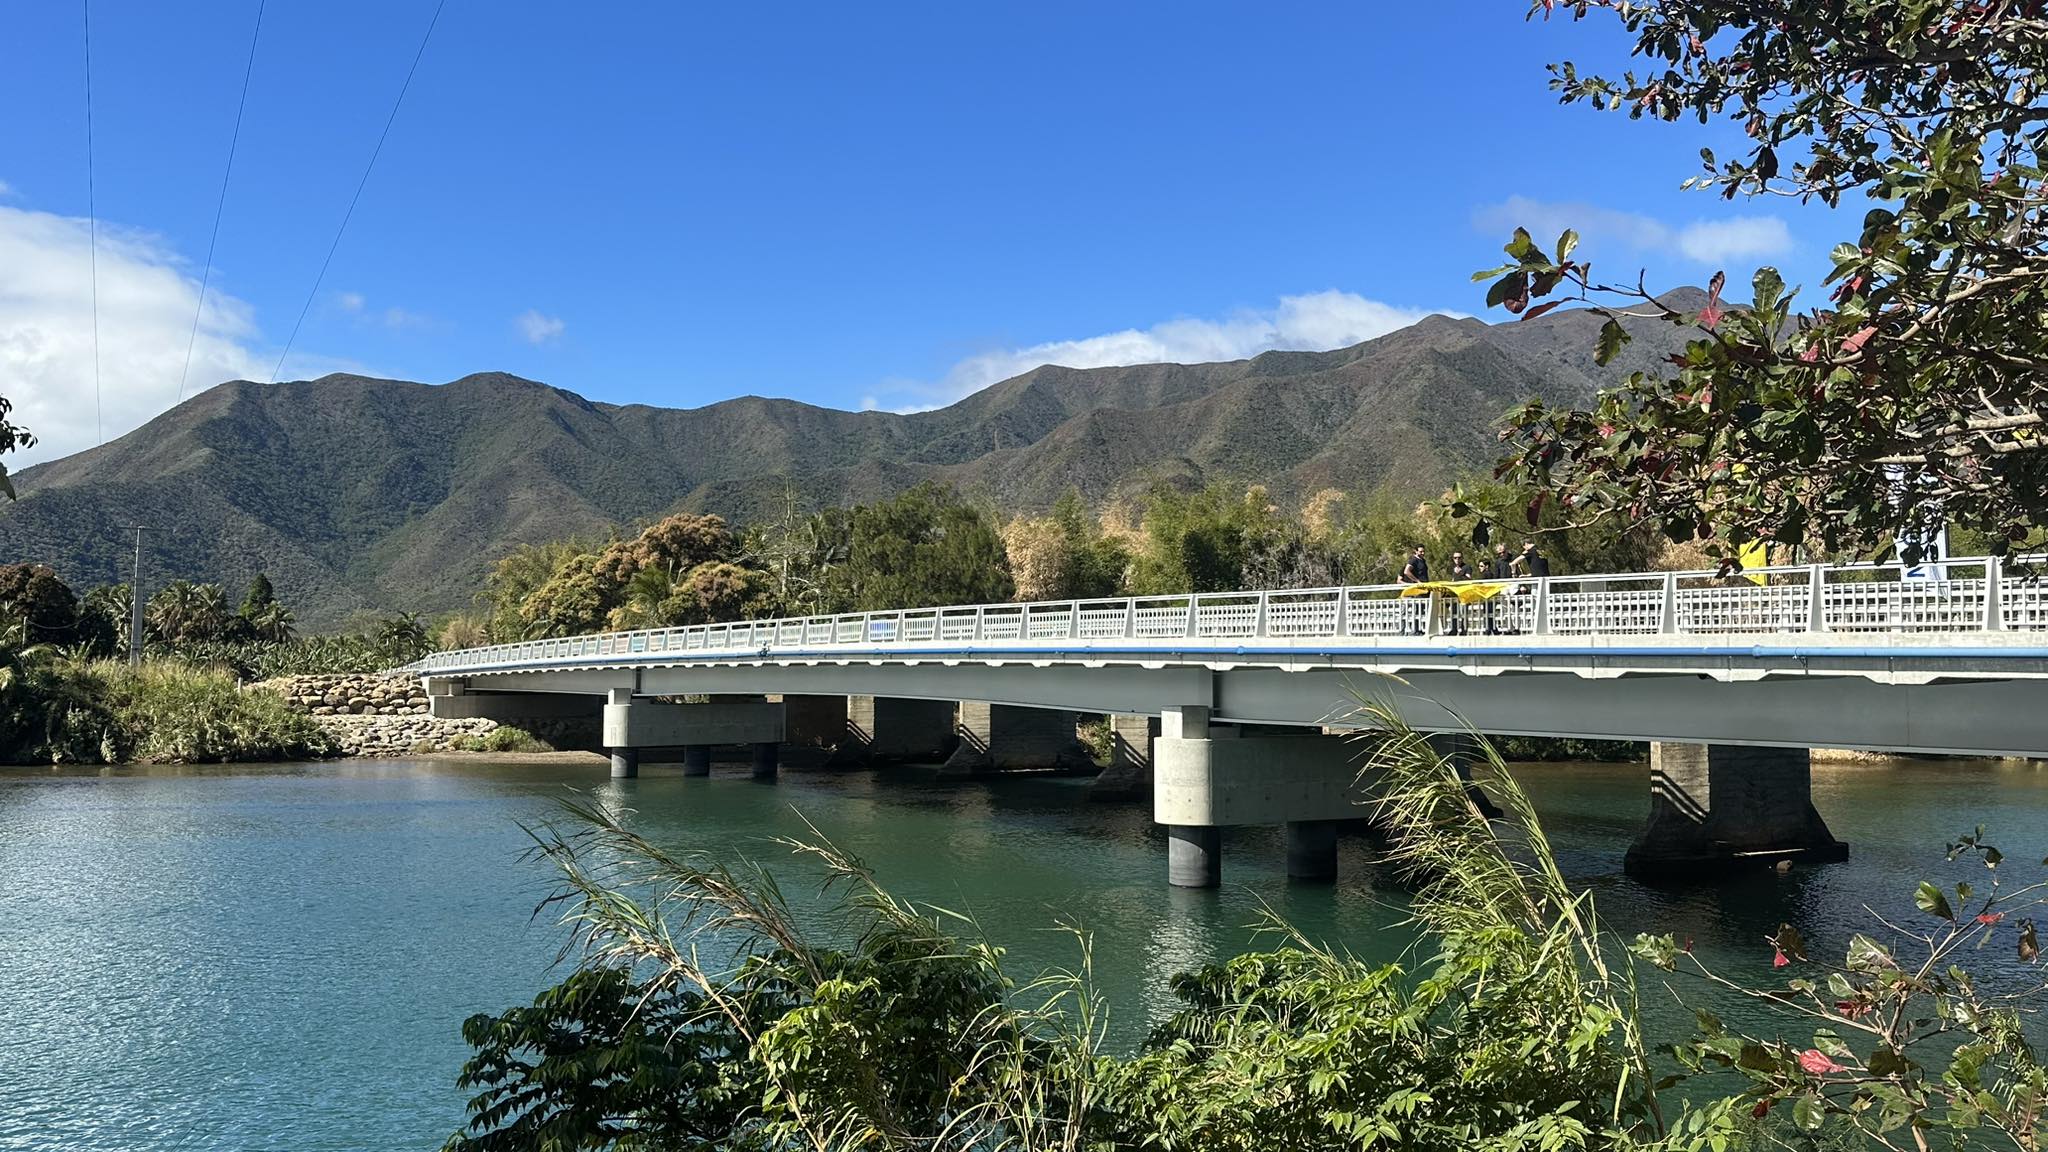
left=408, top=557, right=2048, bottom=886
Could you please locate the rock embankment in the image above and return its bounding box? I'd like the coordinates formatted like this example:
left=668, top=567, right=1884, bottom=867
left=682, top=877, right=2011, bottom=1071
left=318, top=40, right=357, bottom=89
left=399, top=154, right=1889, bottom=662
left=252, top=673, right=506, bottom=756
left=255, top=673, right=431, bottom=716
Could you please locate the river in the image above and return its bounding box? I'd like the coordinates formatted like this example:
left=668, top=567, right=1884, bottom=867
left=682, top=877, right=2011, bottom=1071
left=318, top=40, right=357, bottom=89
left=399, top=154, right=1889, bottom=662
left=3, top=754, right=2046, bottom=1150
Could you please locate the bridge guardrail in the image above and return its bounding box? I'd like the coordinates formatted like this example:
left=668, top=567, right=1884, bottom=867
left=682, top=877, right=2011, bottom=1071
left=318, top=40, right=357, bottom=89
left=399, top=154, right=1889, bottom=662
left=407, top=555, right=2048, bottom=674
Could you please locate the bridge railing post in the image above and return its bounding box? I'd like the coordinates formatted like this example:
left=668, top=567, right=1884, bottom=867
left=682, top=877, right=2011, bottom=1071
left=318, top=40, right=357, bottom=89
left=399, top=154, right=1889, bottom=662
left=1985, top=555, right=2004, bottom=630
left=1808, top=565, right=1827, bottom=632
left=1659, top=571, right=1678, bottom=634
left=1185, top=596, right=1200, bottom=639
left=973, top=607, right=984, bottom=642
left=1123, top=598, right=1136, bottom=639
left=1068, top=600, right=1081, bottom=640
left=1253, top=592, right=1269, bottom=638
left=1532, top=578, right=1550, bottom=635
left=1334, top=587, right=1349, bottom=637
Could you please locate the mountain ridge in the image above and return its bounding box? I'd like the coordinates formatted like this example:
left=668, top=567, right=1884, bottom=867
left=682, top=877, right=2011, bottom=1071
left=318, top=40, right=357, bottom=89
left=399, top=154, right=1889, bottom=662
left=0, top=298, right=1698, bottom=625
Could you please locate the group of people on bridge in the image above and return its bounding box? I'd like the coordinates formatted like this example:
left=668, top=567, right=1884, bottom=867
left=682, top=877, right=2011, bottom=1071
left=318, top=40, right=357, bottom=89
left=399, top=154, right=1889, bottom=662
left=1395, top=541, right=1552, bottom=635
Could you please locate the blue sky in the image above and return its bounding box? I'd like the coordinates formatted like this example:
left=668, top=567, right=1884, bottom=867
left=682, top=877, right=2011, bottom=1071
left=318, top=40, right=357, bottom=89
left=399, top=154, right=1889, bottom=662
left=1, top=2, right=1845, bottom=465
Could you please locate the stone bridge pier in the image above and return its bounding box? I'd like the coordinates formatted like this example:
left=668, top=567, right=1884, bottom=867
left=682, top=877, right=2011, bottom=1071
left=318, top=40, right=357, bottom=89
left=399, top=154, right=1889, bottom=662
left=602, top=689, right=786, bottom=779
left=1624, top=742, right=1847, bottom=877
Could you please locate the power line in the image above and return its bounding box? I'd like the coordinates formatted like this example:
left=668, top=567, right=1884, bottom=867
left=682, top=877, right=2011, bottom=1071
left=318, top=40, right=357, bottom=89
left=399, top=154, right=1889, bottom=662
left=83, top=0, right=102, bottom=445
left=177, top=0, right=266, bottom=405
left=269, top=0, right=448, bottom=385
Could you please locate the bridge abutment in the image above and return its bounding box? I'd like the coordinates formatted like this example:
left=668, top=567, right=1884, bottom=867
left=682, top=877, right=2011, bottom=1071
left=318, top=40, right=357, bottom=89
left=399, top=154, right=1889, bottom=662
left=940, top=703, right=1094, bottom=776
left=1624, top=742, right=1847, bottom=877
left=1425, top=731, right=1504, bottom=819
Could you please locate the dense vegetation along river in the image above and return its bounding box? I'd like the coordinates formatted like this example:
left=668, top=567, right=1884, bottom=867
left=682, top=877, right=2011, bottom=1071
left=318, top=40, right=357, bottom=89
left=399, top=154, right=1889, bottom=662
left=3, top=754, right=2046, bottom=1151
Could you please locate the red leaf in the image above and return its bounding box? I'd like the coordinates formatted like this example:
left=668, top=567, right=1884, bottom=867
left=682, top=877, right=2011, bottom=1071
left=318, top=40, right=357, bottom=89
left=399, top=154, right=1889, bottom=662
left=1773, top=948, right=1790, bottom=968
left=1706, top=270, right=1726, bottom=307
left=1751, top=1098, right=1773, bottom=1119
left=1978, top=912, right=2005, bottom=925
left=1799, top=1049, right=1846, bottom=1075
left=1840, top=327, right=1877, bottom=355
left=1699, top=302, right=1724, bottom=330
left=1520, top=300, right=1564, bottom=322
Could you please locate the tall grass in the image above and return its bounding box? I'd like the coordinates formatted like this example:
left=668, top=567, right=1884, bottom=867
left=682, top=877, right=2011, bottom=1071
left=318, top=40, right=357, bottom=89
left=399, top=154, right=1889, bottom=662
left=449, top=706, right=1668, bottom=1150
left=0, top=658, right=335, bottom=764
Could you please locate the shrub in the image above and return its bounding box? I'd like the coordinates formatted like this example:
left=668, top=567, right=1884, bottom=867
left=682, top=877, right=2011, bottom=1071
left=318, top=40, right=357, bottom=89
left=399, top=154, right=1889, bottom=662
left=101, top=662, right=336, bottom=763
left=452, top=726, right=552, bottom=754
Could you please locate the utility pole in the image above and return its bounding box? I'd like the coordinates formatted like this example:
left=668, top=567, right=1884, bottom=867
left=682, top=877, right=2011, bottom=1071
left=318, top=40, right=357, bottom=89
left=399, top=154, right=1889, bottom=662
left=122, top=525, right=155, bottom=666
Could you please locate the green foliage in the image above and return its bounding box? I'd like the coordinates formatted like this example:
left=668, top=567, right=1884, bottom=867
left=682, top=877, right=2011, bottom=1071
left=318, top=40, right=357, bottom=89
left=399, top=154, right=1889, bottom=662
left=1485, top=0, right=2048, bottom=560
left=832, top=482, right=1013, bottom=611
left=451, top=726, right=552, bottom=754
left=453, top=715, right=1674, bottom=1151
left=1633, top=823, right=2048, bottom=1150
left=445, top=968, right=755, bottom=1152
left=0, top=391, right=29, bottom=501
left=0, top=563, right=88, bottom=646
left=1128, top=484, right=1261, bottom=594
left=0, top=657, right=334, bottom=765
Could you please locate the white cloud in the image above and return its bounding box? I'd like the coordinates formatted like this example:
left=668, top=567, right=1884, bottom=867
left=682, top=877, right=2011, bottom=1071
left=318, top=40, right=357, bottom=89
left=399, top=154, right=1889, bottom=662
left=1474, top=195, right=1792, bottom=265
left=876, top=290, right=1448, bottom=411
left=337, top=291, right=365, bottom=313
left=0, top=181, right=14, bottom=199
left=516, top=309, right=564, bottom=345
left=0, top=201, right=271, bottom=467
left=1675, top=217, right=1794, bottom=263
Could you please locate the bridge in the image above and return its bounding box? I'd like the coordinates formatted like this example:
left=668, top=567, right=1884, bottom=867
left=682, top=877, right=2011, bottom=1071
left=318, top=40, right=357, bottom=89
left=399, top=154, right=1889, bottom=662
left=407, top=555, right=2048, bottom=886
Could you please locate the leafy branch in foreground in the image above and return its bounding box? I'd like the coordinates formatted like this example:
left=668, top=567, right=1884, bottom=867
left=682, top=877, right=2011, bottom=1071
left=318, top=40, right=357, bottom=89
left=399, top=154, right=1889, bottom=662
left=1477, top=1, right=2048, bottom=561
left=1634, top=826, right=2048, bottom=1150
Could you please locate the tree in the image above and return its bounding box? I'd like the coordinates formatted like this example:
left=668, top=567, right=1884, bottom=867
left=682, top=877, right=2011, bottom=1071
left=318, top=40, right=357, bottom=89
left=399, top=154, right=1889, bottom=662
left=481, top=541, right=592, bottom=642
left=837, top=483, right=1013, bottom=610
left=0, top=564, right=82, bottom=645
left=667, top=561, right=767, bottom=624
left=238, top=573, right=276, bottom=622
left=1002, top=492, right=1131, bottom=602
left=146, top=581, right=232, bottom=647
left=1481, top=0, right=2048, bottom=561
left=0, top=392, right=32, bottom=501
left=517, top=554, right=611, bottom=639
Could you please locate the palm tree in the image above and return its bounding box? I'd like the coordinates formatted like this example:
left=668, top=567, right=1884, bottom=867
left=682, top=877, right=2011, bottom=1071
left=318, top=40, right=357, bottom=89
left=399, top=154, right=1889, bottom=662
left=250, top=602, right=295, bottom=643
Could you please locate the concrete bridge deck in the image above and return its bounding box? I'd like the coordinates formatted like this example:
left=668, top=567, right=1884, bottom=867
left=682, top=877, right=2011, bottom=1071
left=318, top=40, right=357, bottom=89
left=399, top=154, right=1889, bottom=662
left=405, top=556, right=2048, bottom=885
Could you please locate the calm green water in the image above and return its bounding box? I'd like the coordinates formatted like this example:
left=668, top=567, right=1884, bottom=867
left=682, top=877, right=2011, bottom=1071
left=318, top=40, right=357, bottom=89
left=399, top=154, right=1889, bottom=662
left=3, top=755, right=2047, bottom=1150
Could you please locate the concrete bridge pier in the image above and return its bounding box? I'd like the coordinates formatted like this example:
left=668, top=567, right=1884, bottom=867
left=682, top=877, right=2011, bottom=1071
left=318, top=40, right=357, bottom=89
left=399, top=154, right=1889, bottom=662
left=602, top=692, right=786, bottom=780
left=1285, top=820, right=1339, bottom=882
left=940, top=703, right=1094, bottom=776
left=751, top=742, right=779, bottom=780
left=1090, top=714, right=1158, bottom=801
left=831, top=696, right=957, bottom=765
left=1624, top=743, right=1848, bottom=878
left=606, top=689, right=640, bottom=778
left=1154, top=706, right=1365, bottom=888
left=1426, top=732, right=1504, bottom=819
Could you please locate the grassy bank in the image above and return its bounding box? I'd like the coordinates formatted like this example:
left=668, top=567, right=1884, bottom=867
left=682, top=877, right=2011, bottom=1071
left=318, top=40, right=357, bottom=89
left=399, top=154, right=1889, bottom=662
left=0, top=658, right=335, bottom=765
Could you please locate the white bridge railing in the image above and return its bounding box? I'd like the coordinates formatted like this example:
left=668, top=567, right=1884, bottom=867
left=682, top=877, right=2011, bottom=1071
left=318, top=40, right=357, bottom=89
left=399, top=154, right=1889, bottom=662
left=410, top=556, right=2048, bottom=674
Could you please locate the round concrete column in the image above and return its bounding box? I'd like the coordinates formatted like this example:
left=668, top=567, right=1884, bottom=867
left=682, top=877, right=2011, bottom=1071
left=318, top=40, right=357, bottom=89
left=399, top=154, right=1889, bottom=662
left=682, top=745, right=711, bottom=777
left=1167, top=825, right=1221, bottom=888
left=1285, top=820, right=1338, bottom=883
left=609, top=749, right=639, bottom=779
left=751, top=742, right=779, bottom=780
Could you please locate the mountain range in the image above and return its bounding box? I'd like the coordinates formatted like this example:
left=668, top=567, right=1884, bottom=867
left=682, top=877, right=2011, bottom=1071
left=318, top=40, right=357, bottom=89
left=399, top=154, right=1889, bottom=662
left=0, top=293, right=1700, bottom=626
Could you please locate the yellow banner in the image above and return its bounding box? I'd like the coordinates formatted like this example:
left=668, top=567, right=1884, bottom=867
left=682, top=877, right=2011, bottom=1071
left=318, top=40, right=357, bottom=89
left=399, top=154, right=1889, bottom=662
left=1398, top=581, right=1513, bottom=604
left=1738, top=540, right=1769, bottom=586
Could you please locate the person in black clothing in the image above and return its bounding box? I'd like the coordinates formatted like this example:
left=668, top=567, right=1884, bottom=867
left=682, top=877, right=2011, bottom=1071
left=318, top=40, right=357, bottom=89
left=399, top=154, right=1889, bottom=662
left=1513, top=540, right=1551, bottom=578
left=1486, top=542, right=1513, bottom=634
left=1398, top=545, right=1430, bottom=634
left=1447, top=550, right=1473, bottom=634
